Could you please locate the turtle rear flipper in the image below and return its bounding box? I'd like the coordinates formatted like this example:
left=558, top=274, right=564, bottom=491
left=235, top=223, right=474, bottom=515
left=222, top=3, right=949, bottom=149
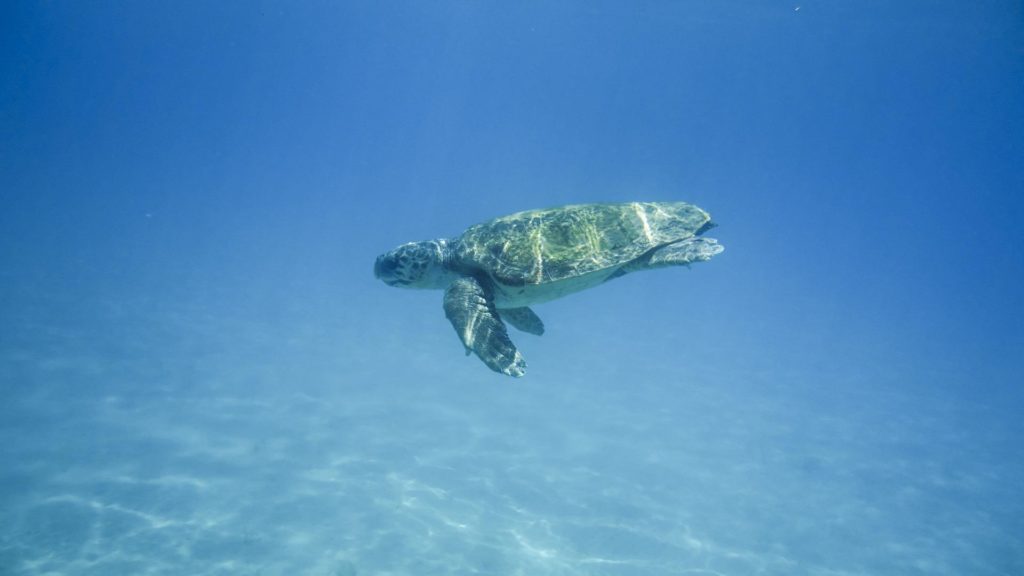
left=444, top=277, right=526, bottom=377
left=644, top=237, right=723, bottom=270
left=611, top=237, right=724, bottom=280
left=498, top=307, right=545, bottom=336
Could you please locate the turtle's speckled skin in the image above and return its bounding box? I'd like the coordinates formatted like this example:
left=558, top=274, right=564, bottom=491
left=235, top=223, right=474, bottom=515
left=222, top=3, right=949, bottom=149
left=374, top=201, right=722, bottom=377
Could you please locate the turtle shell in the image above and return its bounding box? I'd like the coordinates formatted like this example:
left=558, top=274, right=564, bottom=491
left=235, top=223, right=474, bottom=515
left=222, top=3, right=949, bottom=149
left=454, top=201, right=713, bottom=286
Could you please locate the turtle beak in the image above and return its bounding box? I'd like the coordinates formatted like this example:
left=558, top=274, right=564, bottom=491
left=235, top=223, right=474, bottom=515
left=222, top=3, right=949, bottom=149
left=374, top=255, right=393, bottom=281
left=374, top=254, right=406, bottom=286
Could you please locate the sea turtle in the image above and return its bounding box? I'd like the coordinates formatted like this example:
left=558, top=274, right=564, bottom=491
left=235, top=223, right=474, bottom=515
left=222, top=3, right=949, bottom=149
left=374, top=201, right=723, bottom=377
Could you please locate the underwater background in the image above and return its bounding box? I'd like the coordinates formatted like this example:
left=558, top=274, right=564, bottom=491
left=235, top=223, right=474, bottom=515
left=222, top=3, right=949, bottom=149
left=2, top=2, right=1023, bottom=575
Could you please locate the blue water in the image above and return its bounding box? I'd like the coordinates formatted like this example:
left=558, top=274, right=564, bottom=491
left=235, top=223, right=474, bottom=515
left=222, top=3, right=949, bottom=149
left=2, top=2, right=1023, bottom=574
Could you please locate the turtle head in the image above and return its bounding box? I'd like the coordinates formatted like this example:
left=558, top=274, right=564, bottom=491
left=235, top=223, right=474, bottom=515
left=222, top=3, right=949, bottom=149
left=374, top=240, right=452, bottom=289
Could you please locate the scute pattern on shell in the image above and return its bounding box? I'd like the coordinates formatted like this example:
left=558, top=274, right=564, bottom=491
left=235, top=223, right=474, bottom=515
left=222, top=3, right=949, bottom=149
left=454, top=201, right=712, bottom=286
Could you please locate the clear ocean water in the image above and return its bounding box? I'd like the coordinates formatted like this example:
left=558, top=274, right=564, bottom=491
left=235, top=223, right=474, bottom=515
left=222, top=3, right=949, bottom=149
left=2, top=2, right=1022, bottom=575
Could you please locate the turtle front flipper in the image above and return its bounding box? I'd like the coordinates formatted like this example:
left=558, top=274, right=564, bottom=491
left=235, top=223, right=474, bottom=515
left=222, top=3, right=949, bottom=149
left=443, top=277, right=526, bottom=377
left=498, top=307, right=545, bottom=336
